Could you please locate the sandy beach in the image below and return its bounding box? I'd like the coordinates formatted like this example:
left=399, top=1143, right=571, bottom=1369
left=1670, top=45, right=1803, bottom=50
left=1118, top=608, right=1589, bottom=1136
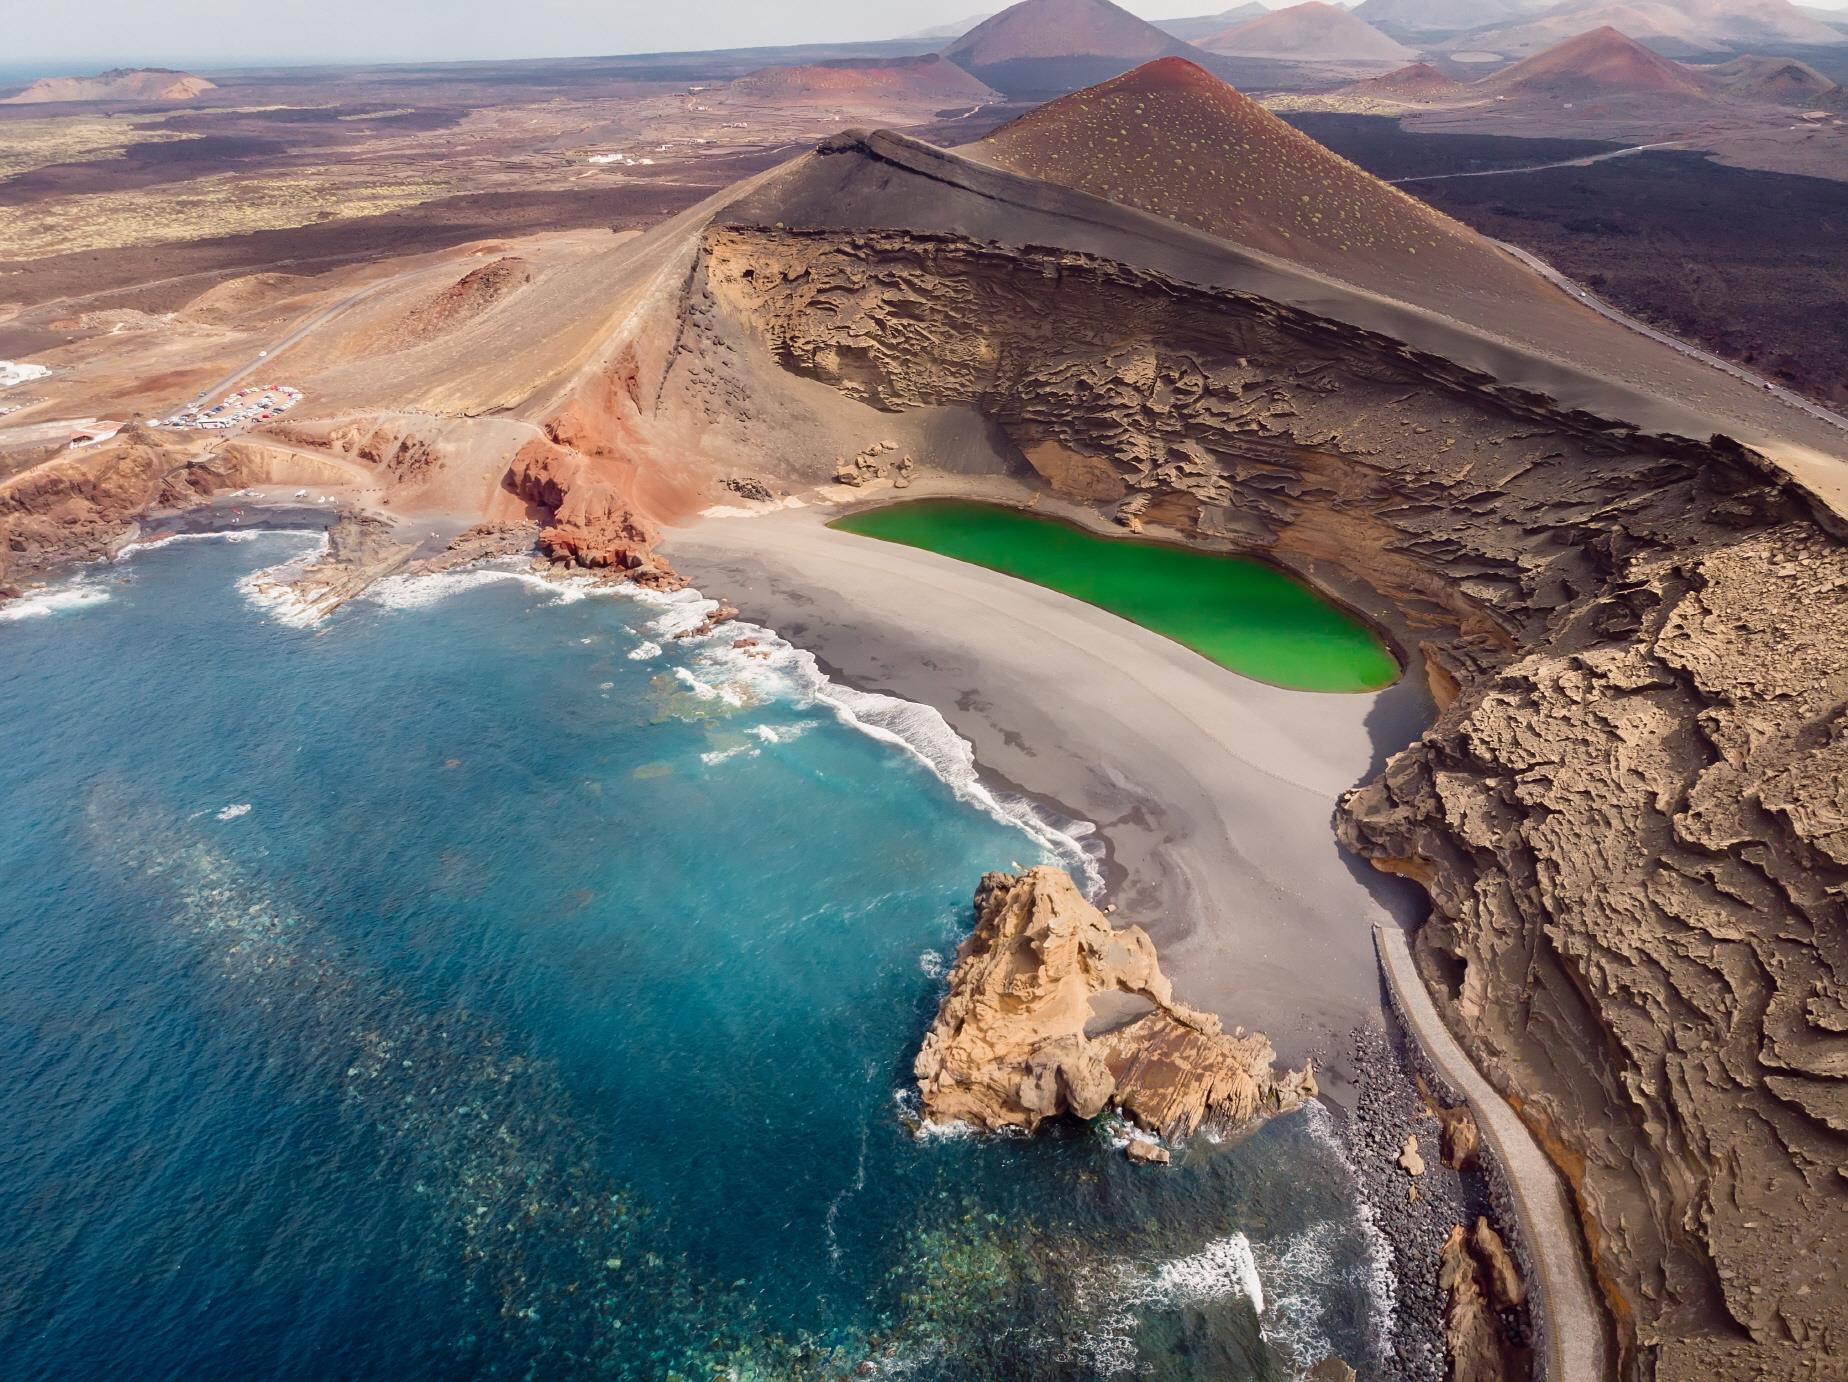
left=666, top=497, right=1435, bottom=1086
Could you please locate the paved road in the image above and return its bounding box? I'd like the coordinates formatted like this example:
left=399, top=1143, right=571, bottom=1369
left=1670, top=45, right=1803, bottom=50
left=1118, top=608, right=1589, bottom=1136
left=179, top=271, right=412, bottom=417
left=1390, top=141, right=1684, bottom=186
left=1492, top=239, right=1848, bottom=438
left=1375, top=924, right=1611, bottom=1382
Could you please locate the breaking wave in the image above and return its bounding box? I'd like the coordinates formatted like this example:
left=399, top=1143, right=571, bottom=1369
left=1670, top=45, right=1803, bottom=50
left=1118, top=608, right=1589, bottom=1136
left=624, top=584, right=1103, bottom=894
left=0, top=581, right=112, bottom=622
left=235, top=532, right=332, bottom=627
left=365, top=560, right=595, bottom=611
left=115, top=529, right=267, bottom=557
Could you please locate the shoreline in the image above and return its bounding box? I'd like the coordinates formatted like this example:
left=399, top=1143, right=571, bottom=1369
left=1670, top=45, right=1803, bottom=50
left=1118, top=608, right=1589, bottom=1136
left=663, top=497, right=1437, bottom=1084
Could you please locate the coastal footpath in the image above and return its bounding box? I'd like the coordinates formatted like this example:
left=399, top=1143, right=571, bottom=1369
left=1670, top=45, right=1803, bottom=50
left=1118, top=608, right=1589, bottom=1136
left=1376, top=924, right=1610, bottom=1382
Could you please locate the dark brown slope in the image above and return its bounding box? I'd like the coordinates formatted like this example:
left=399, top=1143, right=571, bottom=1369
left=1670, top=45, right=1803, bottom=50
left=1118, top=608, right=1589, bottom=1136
left=970, top=57, right=1567, bottom=328
left=1198, top=2, right=1418, bottom=61
left=941, top=0, right=1204, bottom=94
left=1478, top=26, right=1712, bottom=99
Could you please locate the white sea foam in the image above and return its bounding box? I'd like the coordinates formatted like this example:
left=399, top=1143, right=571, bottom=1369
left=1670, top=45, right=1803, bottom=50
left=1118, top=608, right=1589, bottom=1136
left=241, top=553, right=1101, bottom=890
left=822, top=1123, right=871, bottom=1264
left=0, top=582, right=112, bottom=622
left=215, top=803, right=252, bottom=821
left=0, top=360, right=51, bottom=391
left=116, top=528, right=265, bottom=557
left=365, top=560, right=593, bottom=612
left=627, top=640, right=662, bottom=661
left=1299, top=1097, right=1399, bottom=1368
left=235, top=532, right=333, bottom=627
left=891, top=1086, right=984, bottom=1142
left=749, top=720, right=817, bottom=745
left=699, top=744, right=758, bottom=767
left=1069, top=1102, right=1397, bottom=1377
left=659, top=611, right=1103, bottom=894
left=1155, top=1233, right=1266, bottom=1313
left=673, top=666, right=747, bottom=709
left=1068, top=1230, right=1266, bottom=1375
left=917, top=949, right=947, bottom=980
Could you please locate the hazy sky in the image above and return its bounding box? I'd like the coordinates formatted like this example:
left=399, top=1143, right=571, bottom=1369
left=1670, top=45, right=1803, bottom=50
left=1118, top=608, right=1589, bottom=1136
left=7, top=0, right=1848, bottom=69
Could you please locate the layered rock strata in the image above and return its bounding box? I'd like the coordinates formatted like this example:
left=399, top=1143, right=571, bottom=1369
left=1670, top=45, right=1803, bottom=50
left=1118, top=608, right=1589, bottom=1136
left=915, top=867, right=1313, bottom=1140
left=687, top=216, right=1848, bottom=1377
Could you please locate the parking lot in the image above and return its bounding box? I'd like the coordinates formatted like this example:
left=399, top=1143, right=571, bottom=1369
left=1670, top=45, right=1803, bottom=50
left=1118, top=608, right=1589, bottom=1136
left=161, top=383, right=303, bottom=432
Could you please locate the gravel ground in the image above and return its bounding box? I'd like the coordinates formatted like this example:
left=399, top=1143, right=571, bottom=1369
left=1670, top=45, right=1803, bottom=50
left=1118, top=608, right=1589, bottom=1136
left=1343, top=1023, right=1532, bottom=1381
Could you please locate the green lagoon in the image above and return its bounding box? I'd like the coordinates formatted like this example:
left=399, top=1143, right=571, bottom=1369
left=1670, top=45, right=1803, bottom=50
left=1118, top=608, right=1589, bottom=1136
left=830, top=500, right=1400, bottom=693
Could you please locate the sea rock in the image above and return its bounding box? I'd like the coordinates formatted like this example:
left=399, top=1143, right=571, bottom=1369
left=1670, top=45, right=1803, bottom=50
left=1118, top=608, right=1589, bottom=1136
left=1125, top=1139, right=1171, bottom=1166
left=914, top=868, right=1310, bottom=1140
left=407, top=522, right=538, bottom=576
left=507, top=435, right=673, bottom=580
left=1307, top=1360, right=1358, bottom=1382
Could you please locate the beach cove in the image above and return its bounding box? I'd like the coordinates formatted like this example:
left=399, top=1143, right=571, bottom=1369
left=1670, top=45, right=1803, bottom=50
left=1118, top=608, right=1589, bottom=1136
left=669, top=498, right=1435, bottom=1077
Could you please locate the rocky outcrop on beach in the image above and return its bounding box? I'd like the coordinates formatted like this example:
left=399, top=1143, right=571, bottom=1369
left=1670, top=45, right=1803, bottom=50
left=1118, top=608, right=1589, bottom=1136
left=505, top=436, right=680, bottom=587
left=914, top=867, right=1313, bottom=1141
left=692, top=203, right=1848, bottom=1376
left=1439, top=1221, right=1530, bottom=1382
left=248, top=511, right=415, bottom=620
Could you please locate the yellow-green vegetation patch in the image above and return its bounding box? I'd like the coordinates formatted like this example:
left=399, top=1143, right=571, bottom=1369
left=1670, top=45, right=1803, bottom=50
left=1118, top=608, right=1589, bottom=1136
left=0, top=119, right=200, bottom=180
left=0, top=173, right=457, bottom=259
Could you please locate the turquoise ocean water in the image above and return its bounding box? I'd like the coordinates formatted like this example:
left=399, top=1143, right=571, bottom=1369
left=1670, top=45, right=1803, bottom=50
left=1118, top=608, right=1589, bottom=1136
left=0, top=532, right=1391, bottom=1379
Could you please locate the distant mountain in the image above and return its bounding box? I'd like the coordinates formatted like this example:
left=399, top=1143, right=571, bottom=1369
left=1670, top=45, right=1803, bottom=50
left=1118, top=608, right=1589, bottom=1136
left=901, top=13, right=997, bottom=42
left=1796, top=3, right=1848, bottom=30
left=727, top=54, right=1001, bottom=104
left=1703, top=51, right=1842, bottom=101
left=1, top=67, right=216, bottom=105
left=1199, top=2, right=1417, bottom=61
left=942, top=0, right=1204, bottom=94
left=1338, top=59, right=1468, bottom=98
left=1154, top=4, right=1271, bottom=42
left=1477, top=25, right=1712, bottom=96
left=1353, top=0, right=1551, bottom=38
left=1446, top=0, right=1848, bottom=59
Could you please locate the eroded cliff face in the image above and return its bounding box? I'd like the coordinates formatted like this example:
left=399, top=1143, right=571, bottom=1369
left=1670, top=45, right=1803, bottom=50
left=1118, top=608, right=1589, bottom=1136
left=0, top=424, right=344, bottom=590
left=1347, top=526, right=1848, bottom=1379
left=916, top=867, right=1313, bottom=1141
left=686, top=223, right=1848, bottom=1378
